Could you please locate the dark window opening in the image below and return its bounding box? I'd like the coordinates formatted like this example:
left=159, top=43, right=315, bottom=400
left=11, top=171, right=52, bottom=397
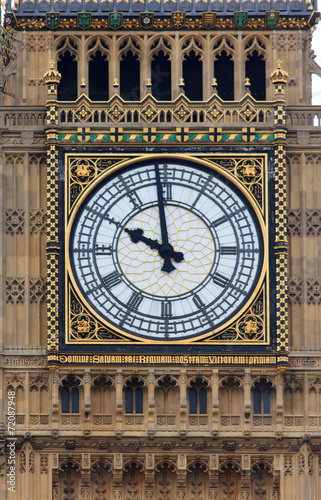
left=183, top=51, right=203, bottom=101
left=89, top=51, right=109, bottom=101
left=61, top=387, right=69, bottom=413
left=189, top=378, right=207, bottom=414
left=71, top=387, right=79, bottom=413
left=125, top=387, right=133, bottom=413
left=120, top=51, right=140, bottom=101
left=246, top=50, right=266, bottom=100
left=57, top=51, right=77, bottom=101
left=253, top=379, right=272, bottom=415
left=214, top=50, right=234, bottom=100
left=151, top=51, right=171, bottom=101
left=61, top=386, right=79, bottom=414
left=125, top=378, right=144, bottom=414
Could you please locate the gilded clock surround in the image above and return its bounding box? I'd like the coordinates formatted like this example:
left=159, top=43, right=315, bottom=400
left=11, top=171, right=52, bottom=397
left=55, top=151, right=272, bottom=352
left=42, top=22, right=291, bottom=367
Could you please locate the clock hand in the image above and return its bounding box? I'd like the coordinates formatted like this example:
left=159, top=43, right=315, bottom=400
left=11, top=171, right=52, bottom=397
left=154, top=163, right=184, bottom=272
left=125, top=228, right=184, bottom=263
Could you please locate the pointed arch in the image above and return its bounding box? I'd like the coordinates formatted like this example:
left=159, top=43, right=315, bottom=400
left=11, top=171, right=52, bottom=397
left=118, top=37, right=142, bottom=101
left=56, top=37, right=79, bottom=101
left=244, top=36, right=267, bottom=100
left=87, top=38, right=110, bottom=101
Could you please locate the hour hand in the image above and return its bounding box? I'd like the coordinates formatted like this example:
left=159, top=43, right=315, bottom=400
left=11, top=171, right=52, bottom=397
left=125, top=228, right=161, bottom=252
left=125, top=228, right=184, bottom=271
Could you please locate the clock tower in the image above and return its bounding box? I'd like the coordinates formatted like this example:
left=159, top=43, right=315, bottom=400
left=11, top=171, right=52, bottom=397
left=1, top=0, right=321, bottom=498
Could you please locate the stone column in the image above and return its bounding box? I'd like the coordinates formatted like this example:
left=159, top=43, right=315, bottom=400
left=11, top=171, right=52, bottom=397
left=241, top=455, right=251, bottom=500
left=51, top=373, right=60, bottom=426
left=179, top=370, right=187, bottom=436
left=147, top=371, right=155, bottom=436
left=115, top=373, right=123, bottom=437
left=113, top=453, right=123, bottom=499
left=177, top=454, right=187, bottom=499
left=145, top=453, right=155, bottom=499
left=211, top=370, right=219, bottom=431
left=80, top=453, right=91, bottom=500
left=209, top=455, right=219, bottom=499
left=243, top=371, right=251, bottom=437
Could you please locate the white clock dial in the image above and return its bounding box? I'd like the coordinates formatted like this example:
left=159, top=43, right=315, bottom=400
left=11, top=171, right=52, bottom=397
left=68, top=160, right=264, bottom=340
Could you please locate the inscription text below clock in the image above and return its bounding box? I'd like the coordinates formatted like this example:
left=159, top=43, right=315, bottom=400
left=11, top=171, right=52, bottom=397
left=68, top=158, right=265, bottom=341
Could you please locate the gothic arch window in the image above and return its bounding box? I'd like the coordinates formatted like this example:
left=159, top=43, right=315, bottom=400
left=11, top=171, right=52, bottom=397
left=119, top=38, right=141, bottom=101
left=188, top=377, right=208, bottom=415
left=87, top=38, right=109, bottom=101
left=56, top=38, right=78, bottom=101
left=213, top=38, right=235, bottom=100
left=219, top=376, right=243, bottom=427
left=91, top=460, right=112, bottom=499
left=125, top=376, right=144, bottom=414
left=251, top=463, right=273, bottom=500
left=6, top=374, right=25, bottom=425
left=29, top=375, right=49, bottom=426
left=244, top=37, right=267, bottom=100
left=60, top=375, right=81, bottom=414
left=181, top=38, right=204, bottom=101
left=123, top=461, right=144, bottom=499
left=187, top=461, right=209, bottom=499
left=284, top=375, right=304, bottom=424
left=91, top=375, right=114, bottom=425
left=253, top=377, right=273, bottom=416
left=219, top=462, right=241, bottom=499
left=58, top=460, right=81, bottom=500
left=155, top=374, right=179, bottom=425
left=308, top=375, right=321, bottom=424
left=155, top=461, right=176, bottom=499
left=150, top=38, right=172, bottom=101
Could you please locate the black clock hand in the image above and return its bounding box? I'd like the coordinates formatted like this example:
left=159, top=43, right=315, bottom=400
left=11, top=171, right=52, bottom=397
left=154, top=163, right=184, bottom=272
left=125, top=228, right=184, bottom=263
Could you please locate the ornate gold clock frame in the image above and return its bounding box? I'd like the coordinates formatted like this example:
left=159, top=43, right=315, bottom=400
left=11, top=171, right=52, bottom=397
left=45, top=63, right=288, bottom=369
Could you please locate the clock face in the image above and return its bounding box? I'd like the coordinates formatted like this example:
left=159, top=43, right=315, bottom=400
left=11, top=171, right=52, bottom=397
left=68, top=159, right=265, bottom=341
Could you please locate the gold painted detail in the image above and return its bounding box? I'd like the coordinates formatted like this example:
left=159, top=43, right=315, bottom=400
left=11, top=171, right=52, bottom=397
left=59, top=353, right=277, bottom=366
left=47, top=142, right=59, bottom=352
left=276, top=253, right=288, bottom=354
left=69, top=288, right=128, bottom=342
left=14, top=16, right=310, bottom=31
left=274, top=141, right=288, bottom=360
left=205, top=291, right=265, bottom=342
left=68, top=156, right=128, bottom=214
left=205, top=156, right=264, bottom=211
left=58, top=94, right=274, bottom=126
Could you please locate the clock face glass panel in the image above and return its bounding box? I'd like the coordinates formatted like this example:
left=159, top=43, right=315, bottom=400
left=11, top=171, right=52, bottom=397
left=68, top=160, right=264, bottom=340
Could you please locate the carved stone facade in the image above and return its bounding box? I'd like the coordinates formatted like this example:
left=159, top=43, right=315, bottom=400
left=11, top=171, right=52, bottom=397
left=1, top=0, right=321, bottom=499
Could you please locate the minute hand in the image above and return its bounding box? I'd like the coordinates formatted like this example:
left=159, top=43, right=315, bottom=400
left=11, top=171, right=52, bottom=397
left=154, top=164, right=179, bottom=273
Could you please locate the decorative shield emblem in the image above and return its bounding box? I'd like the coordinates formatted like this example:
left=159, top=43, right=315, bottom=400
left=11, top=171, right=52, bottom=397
left=77, top=12, right=92, bottom=30
left=171, top=12, right=186, bottom=29
left=265, top=11, right=279, bottom=29
left=46, top=12, right=60, bottom=30
left=202, top=12, right=216, bottom=29
left=234, top=11, right=248, bottom=29
left=109, top=12, right=123, bottom=30
left=140, top=12, right=154, bottom=29
left=4, top=12, right=17, bottom=30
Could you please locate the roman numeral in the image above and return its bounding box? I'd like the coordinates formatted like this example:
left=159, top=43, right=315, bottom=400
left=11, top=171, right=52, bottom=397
left=102, top=271, right=122, bottom=289
left=164, top=183, right=172, bottom=200
left=220, top=246, right=238, bottom=255
left=192, top=294, right=205, bottom=309
left=212, top=215, right=228, bottom=227
left=161, top=301, right=172, bottom=317
left=127, top=292, right=143, bottom=310
left=213, top=273, right=229, bottom=288
left=95, top=244, right=113, bottom=256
